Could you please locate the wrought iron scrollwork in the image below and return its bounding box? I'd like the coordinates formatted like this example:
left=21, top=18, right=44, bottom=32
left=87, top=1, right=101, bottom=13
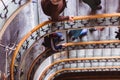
left=0, top=0, right=8, bottom=19
left=11, top=0, right=22, bottom=5
left=41, top=57, right=120, bottom=80
left=16, top=51, right=21, bottom=62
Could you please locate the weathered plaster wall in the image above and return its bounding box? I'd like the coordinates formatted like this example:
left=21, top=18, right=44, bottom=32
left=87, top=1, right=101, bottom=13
left=0, top=2, right=39, bottom=75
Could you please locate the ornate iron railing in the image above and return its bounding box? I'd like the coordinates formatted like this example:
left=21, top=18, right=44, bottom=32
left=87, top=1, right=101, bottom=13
left=10, top=13, right=120, bottom=80
left=48, top=67, right=120, bottom=80
left=28, top=48, right=120, bottom=80
left=38, top=57, right=120, bottom=80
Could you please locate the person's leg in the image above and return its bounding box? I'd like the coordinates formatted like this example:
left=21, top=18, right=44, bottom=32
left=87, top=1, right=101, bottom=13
left=82, top=0, right=94, bottom=9
left=82, top=0, right=102, bottom=11
left=42, top=36, right=51, bottom=48
left=93, top=0, right=102, bottom=10
left=94, top=0, right=101, bottom=5
left=89, top=28, right=97, bottom=33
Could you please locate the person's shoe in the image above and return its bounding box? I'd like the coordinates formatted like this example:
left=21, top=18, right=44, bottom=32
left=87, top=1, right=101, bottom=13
left=60, top=39, right=64, bottom=41
left=72, top=37, right=77, bottom=41
left=89, top=28, right=96, bottom=33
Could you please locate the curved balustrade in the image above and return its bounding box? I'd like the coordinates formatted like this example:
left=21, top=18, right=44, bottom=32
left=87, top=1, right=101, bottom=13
left=53, top=71, right=120, bottom=80
left=10, top=21, right=52, bottom=80
left=48, top=67, right=120, bottom=80
left=63, top=40, right=120, bottom=50
left=39, top=57, right=120, bottom=80
left=27, top=39, right=120, bottom=80
left=10, top=13, right=120, bottom=80
left=0, top=0, right=31, bottom=39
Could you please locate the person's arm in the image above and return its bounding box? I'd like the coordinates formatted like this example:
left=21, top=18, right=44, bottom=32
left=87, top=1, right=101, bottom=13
left=51, top=15, right=74, bottom=22
left=55, top=45, right=63, bottom=50
left=51, top=38, right=63, bottom=51
left=51, top=14, right=69, bottom=22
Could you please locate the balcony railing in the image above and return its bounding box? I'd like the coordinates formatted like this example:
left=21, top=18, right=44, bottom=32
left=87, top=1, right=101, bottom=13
left=38, top=57, right=120, bottom=80
left=10, top=13, right=120, bottom=80
left=25, top=40, right=120, bottom=80
left=49, top=67, right=120, bottom=80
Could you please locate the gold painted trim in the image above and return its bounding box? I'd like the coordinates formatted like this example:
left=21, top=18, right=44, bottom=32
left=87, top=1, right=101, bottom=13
left=48, top=66, right=120, bottom=80
left=39, top=56, right=120, bottom=80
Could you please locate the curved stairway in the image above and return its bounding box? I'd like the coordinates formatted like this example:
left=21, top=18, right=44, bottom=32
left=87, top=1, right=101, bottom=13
left=9, top=14, right=120, bottom=80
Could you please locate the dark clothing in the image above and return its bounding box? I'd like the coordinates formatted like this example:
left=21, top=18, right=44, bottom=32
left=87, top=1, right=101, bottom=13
left=41, top=0, right=69, bottom=21
left=115, top=29, right=120, bottom=40
left=82, top=0, right=101, bottom=10
left=42, top=32, right=64, bottom=51
left=69, top=29, right=87, bottom=40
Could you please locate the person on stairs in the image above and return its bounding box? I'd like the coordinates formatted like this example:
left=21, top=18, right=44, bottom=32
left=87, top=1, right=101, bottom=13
left=41, top=0, right=73, bottom=22
left=42, top=32, right=65, bottom=51
left=68, top=29, right=88, bottom=41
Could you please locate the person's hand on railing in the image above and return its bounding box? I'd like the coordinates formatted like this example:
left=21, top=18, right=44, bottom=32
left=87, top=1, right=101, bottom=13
left=61, top=43, right=67, bottom=47
left=69, top=16, right=74, bottom=22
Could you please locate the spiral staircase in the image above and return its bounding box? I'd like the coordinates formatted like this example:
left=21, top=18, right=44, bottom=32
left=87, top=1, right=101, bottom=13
left=10, top=13, right=120, bottom=80
left=0, top=0, right=120, bottom=80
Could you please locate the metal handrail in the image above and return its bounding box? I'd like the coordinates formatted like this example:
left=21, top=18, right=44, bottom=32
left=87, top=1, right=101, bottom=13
left=48, top=66, right=120, bottom=80
left=39, top=57, right=120, bottom=80
left=27, top=39, right=120, bottom=80
left=10, top=13, right=120, bottom=80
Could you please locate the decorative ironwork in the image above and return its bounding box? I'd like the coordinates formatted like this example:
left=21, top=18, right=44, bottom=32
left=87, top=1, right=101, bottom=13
left=28, top=45, right=120, bottom=80
left=31, top=15, right=120, bottom=36
left=11, top=0, right=22, bottom=5
left=0, top=0, right=8, bottom=19
left=11, top=14, right=120, bottom=80
left=40, top=58, right=120, bottom=80
left=52, top=67, right=120, bottom=80
left=0, top=0, right=26, bottom=19
left=52, top=16, right=120, bottom=31
left=28, top=49, right=54, bottom=80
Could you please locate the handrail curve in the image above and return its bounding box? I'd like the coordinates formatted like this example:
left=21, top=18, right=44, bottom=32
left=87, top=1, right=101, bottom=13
left=10, top=13, right=120, bottom=80
left=64, top=40, right=120, bottom=46
left=27, top=40, right=120, bottom=80
left=48, top=66, right=120, bottom=80
left=27, top=48, right=52, bottom=80
left=10, top=20, right=52, bottom=80
left=39, top=56, right=120, bottom=80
